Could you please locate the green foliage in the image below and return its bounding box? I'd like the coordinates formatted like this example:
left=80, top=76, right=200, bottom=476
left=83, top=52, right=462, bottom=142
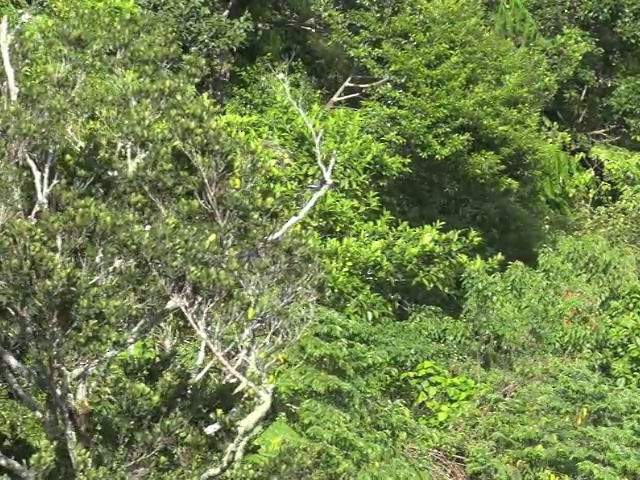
left=576, top=146, right=640, bottom=246
left=247, top=308, right=438, bottom=479
left=454, top=358, right=640, bottom=479
left=329, top=0, right=562, bottom=260
left=401, top=361, right=476, bottom=426
left=228, top=66, right=481, bottom=313
left=493, top=0, right=640, bottom=147
left=462, top=233, right=640, bottom=370
left=134, top=0, right=251, bottom=96
left=2, top=0, right=640, bottom=479
left=494, top=0, right=540, bottom=48
left=0, top=2, right=316, bottom=477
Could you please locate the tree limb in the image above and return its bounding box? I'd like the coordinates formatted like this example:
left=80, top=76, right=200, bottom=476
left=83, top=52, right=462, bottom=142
left=267, top=74, right=337, bottom=242
left=0, top=451, right=32, bottom=479
left=0, top=345, right=37, bottom=384
left=0, top=345, right=67, bottom=441
left=266, top=159, right=335, bottom=242
left=0, top=16, right=18, bottom=103
left=326, top=76, right=388, bottom=109
left=199, top=386, right=273, bottom=479
left=24, top=152, right=59, bottom=220
left=173, top=295, right=263, bottom=396
left=0, top=365, right=44, bottom=419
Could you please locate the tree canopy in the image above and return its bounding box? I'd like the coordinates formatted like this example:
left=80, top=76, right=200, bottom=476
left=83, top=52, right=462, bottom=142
left=1, top=0, right=639, bottom=479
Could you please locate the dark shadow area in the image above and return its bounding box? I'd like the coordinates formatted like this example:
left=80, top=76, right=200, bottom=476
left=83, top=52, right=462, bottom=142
left=380, top=160, right=549, bottom=265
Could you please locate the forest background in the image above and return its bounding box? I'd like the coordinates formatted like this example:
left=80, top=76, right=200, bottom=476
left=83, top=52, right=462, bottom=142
left=1, top=0, right=640, bottom=478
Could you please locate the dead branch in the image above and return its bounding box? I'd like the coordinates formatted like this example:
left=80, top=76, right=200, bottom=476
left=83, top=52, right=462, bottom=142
left=24, top=152, right=59, bottom=220
left=172, top=294, right=263, bottom=395
left=125, top=143, right=148, bottom=176
left=267, top=74, right=337, bottom=242
left=579, top=84, right=588, bottom=102
left=168, top=287, right=283, bottom=478
left=125, top=445, right=162, bottom=471
left=326, top=75, right=388, bottom=109
left=428, top=449, right=468, bottom=480
left=0, top=16, right=18, bottom=103
left=199, top=385, right=273, bottom=479
left=266, top=161, right=335, bottom=242
left=0, top=451, right=32, bottom=479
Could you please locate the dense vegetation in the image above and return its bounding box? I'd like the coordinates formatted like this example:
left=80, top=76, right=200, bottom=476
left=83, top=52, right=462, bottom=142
left=1, top=0, right=639, bottom=478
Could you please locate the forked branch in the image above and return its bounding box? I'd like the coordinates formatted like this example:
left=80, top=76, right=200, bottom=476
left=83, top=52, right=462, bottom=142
left=326, top=75, right=388, bottom=109
left=172, top=293, right=262, bottom=395
left=267, top=74, right=338, bottom=242
left=25, top=153, right=59, bottom=220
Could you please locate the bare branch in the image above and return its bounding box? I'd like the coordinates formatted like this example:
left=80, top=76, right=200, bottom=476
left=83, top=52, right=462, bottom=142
left=191, top=359, right=215, bottom=384
left=275, top=74, right=326, bottom=174
left=267, top=74, right=338, bottom=242
left=125, top=143, right=148, bottom=176
left=184, top=147, right=230, bottom=227
left=24, top=153, right=59, bottom=220
left=326, top=76, right=388, bottom=109
left=0, top=16, right=18, bottom=103
left=125, top=445, right=162, bottom=471
left=0, top=365, right=44, bottom=419
left=266, top=158, right=335, bottom=242
left=172, top=294, right=263, bottom=395
left=199, top=386, right=273, bottom=479
left=579, top=84, right=588, bottom=102
left=0, top=451, right=32, bottom=479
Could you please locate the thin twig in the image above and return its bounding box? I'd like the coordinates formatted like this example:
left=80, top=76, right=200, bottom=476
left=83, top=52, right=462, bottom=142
left=125, top=446, right=162, bottom=470
left=174, top=295, right=263, bottom=396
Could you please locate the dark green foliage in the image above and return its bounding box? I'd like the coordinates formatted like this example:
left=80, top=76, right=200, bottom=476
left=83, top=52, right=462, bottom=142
left=328, top=0, right=563, bottom=260
left=493, top=0, right=640, bottom=148
left=0, top=2, right=316, bottom=477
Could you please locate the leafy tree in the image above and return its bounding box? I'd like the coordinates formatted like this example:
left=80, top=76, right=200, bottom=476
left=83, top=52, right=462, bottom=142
left=0, top=3, right=330, bottom=477
left=455, top=357, right=640, bottom=479
left=327, top=0, right=564, bottom=260
left=2, top=0, right=640, bottom=479
left=493, top=0, right=640, bottom=149
left=219, top=64, right=485, bottom=478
